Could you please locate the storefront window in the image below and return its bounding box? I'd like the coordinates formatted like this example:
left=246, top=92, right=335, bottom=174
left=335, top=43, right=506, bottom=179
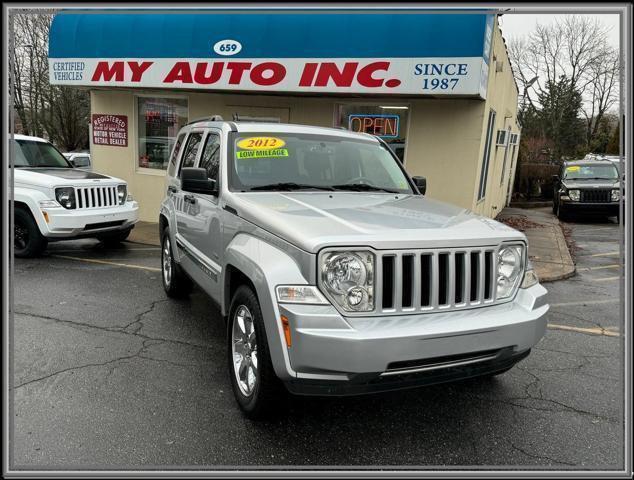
left=137, top=97, right=188, bottom=170
left=335, top=105, right=409, bottom=163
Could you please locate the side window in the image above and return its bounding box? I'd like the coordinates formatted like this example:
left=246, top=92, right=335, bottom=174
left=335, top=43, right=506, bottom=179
left=178, top=132, right=203, bottom=176
left=199, top=132, right=221, bottom=182
left=167, top=132, right=186, bottom=177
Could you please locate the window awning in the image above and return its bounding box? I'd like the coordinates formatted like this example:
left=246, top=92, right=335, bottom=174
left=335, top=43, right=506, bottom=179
left=49, top=9, right=495, bottom=98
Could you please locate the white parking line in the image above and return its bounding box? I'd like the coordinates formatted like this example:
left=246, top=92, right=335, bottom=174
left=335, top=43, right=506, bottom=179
left=594, top=276, right=621, bottom=282
left=550, top=299, right=619, bottom=307
left=51, top=254, right=161, bottom=272
left=578, top=264, right=622, bottom=272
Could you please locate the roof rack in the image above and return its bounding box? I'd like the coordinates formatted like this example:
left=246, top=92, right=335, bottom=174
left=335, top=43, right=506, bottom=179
left=232, top=113, right=280, bottom=123
left=185, top=115, right=224, bottom=126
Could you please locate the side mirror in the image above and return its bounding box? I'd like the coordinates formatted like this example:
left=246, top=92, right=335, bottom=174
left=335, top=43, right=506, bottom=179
left=412, top=176, right=427, bottom=195
left=181, top=167, right=218, bottom=196
left=69, top=159, right=77, bottom=167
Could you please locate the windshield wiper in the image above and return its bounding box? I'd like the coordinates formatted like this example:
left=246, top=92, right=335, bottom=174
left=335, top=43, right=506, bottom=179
left=568, top=177, right=614, bottom=181
left=331, top=183, right=398, bottom=193
left=249, top=182, right=335, bottom=192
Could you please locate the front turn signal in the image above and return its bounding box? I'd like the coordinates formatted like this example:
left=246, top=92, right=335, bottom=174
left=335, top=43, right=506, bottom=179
left=280, top=315, right=291, bottom=348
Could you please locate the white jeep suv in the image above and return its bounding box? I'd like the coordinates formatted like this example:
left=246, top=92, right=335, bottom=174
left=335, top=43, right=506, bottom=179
left=11, top=134, right=139, bottom=257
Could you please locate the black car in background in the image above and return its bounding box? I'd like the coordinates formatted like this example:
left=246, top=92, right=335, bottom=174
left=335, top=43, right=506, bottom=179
left=552, top=159, right=621, bottom=221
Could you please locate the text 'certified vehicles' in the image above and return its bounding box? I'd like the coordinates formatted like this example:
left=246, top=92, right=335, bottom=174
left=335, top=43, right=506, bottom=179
left=11, top=134, right=139, bottom=257
left=552, top=159, right=622, bottom=221
left=159, top=117, right=549, bottom=418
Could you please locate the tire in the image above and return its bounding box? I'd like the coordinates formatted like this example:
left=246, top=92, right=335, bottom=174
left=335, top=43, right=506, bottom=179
left=14, top=208, right=48, bottom=258
left=556, top=202, right=568, bottom=221
left=160, top=226, right=192, bottom=298
left=227, top=285, right=285, bottom=419
left=97, top=228, right=132, bottom=246
left=552, top=199, right=557, bottom=214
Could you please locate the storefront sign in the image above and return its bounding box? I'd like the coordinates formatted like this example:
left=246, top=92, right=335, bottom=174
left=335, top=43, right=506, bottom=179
left=49, top=11, right=494, bottom=99
left=92, top=114, right=128, bottom=147
left=348, top=114, right=399, bottom=138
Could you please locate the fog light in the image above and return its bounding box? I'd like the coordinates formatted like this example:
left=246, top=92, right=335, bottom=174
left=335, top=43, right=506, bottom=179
left=346, top=286, right=367, bottom=309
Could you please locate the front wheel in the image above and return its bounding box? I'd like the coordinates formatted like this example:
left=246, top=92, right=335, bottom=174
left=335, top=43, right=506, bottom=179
left=228, top=285, right=285, bottom=419
left=14, top=208, right=48, bottom=258
left=556, top=202, right=568, bottom=221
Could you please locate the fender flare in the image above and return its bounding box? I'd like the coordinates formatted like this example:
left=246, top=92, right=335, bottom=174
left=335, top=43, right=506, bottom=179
left=13, top=187, right=50, bottom=235
left=224, top=233, right=309, bottom=381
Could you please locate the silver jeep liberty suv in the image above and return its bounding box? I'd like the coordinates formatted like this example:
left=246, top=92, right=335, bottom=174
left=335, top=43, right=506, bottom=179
left=159, top=117, right=548, bottom=419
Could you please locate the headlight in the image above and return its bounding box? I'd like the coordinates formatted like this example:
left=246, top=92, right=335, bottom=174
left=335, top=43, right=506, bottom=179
left=54, top=187, right=76, bottom=209
left=612, top=189, right=620, bottom=201
left=320, top=251, right=374, bottom=312
left=276, top=286, right=328, bottom=304
left=496, top=245, right=524, bottom=299
left=117, top=185, right=127, bottom=205
left=568, top=189, right=580, bottom=201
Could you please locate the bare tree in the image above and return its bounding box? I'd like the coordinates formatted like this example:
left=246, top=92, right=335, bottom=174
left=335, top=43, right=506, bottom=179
left=581, top=47, right=620, bottom=145
left=10, top=11, right=90, bottom=150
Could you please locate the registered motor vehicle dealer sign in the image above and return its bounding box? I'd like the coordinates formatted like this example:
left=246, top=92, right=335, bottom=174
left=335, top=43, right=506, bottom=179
left=92, top=114, right=128, bottom=147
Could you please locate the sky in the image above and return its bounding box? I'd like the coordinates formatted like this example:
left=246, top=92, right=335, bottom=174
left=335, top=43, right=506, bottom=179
left=498, top=13, right=621, bottom=48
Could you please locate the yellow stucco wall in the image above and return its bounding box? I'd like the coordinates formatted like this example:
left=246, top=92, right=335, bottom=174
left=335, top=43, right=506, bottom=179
left=90, top=19, right=519, bottom=222
left=471, top=17, right=521, bottom=218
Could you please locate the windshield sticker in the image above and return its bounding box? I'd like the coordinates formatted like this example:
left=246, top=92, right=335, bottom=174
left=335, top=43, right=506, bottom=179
left=237, top=137, right=286, bottom=150
left=236, top=148, right=289, bottom=159
left=566, top=166, right=581, bottom=172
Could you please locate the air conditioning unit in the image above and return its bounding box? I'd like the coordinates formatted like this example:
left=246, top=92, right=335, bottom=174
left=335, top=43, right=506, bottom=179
left=496, top=129, right=509, bottom=146
left=509, top=133, right=520, bottom=145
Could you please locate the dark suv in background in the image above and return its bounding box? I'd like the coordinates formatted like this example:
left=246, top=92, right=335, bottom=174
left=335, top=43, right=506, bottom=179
left=552, top=159, right=621, bottom=221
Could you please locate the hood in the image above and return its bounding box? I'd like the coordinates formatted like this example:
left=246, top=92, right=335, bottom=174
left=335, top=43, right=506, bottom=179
left=14, top=167, right=124, bottom=188
left=228, top=192, right=525, bottom=252
left=562, top=178, right=620, bottom=189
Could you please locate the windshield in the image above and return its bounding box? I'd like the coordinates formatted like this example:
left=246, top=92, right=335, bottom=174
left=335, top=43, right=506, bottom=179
left=563, top=164, right=619, bottom=180
left=11, top=139, right=72, bottom=168
left=228, top=132, right=413, bottom=194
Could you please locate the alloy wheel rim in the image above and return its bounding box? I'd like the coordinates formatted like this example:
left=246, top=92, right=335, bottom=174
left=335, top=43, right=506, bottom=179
left=14, top=221, right=28, bottom=251
left=231, top=305, right=258, bottom=397
left=162, top=237, right=172, bottom=286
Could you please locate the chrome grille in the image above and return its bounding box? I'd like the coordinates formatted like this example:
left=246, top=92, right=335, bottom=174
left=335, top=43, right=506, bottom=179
left=75, top=186, right=119, bottom=209
left=580, top=189, right=611, bottom=203
left=376, top=247, right=498, bottom=315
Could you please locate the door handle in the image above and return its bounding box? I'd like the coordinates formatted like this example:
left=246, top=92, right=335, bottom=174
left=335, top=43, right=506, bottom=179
left=167, top=185, right=177, bottom=194
left=184, top=194, right=197, bottom=204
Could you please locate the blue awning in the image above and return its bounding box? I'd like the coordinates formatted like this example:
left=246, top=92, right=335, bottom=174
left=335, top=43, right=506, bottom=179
left=50, top=10, right=491, bottom=59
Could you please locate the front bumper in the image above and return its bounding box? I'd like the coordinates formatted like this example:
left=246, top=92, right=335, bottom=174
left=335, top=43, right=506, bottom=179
left=277, top=283, right=548, bottom=396
left=560, top=199, right=619, bottom=214
left=38, top=201, right=139, bottom=238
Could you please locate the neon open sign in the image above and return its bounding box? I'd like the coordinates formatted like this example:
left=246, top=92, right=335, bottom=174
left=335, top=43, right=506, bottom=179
left=348, top=114, right=399, bottom=138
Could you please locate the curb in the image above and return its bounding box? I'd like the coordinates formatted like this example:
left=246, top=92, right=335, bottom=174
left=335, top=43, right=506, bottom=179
left=538, top=266, right=576, bottom=283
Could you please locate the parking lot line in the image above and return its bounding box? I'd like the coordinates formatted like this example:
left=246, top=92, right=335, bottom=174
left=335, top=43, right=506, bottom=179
left=51, top=254, right=161, bottom=272
left=594, top=276, right=621, bottom=282
left=577, top=264, right=622, bottom=272
left=550, top=299, right=619, bottom=307
left=547, top=323, right=620, bottom=337
left=578, top=251, right=621, bottom=257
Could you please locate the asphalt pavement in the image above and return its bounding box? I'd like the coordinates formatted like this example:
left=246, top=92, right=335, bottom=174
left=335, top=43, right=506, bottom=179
left=10, top=214, right=624, bottom=470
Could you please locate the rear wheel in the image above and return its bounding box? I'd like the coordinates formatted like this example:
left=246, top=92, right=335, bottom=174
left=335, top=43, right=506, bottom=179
left=161, top=226, right=192, bottom=298
left=14, top=208, right=47, bottom=258
left=228, top=285, right=284, bottom=419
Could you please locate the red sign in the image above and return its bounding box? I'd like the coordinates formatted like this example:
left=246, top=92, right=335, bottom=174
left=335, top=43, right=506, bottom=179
left=92, top=114, right=128, bottom=147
